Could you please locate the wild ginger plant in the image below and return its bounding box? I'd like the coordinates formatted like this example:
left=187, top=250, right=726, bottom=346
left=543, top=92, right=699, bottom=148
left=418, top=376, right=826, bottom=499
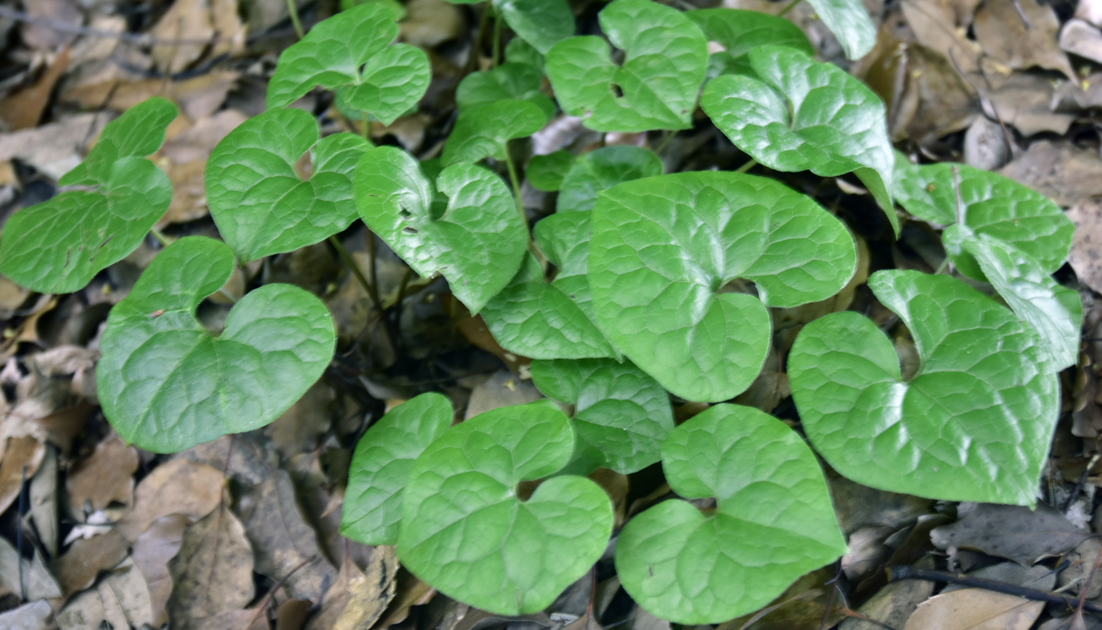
left=0, top=0, right=1080, bottom=623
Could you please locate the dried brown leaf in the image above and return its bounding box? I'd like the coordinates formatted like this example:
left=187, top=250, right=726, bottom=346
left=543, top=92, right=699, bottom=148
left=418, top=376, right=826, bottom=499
left=306, top=546, right=399, bottom=630
left=211, top=0, right=246, bottom=58
left=0, top=48, right=71, bottom=130
left=0, top=600, right=53, bottom=630
left=58, top=558, right=154, bottom=630
left=0, top=435, right=45, bottom=514
left=974, top=0, right=1075, bottom=79
left=167, top=504, right=255, bottom=629
left=116, top=459, right=225, bottom=542
left=30, top=445, right=59, bottom=557
left=931, top=503, right=1089, bottom=565
left=1062, top=19, right=1102, bottom=65
left=902, top=589, right=1042, bottom=630
left=132, top=514, right=190, bottom=627
left=67, top=434, right=139, bottom=517
left=172, top=433, right=276, bottom=486
left=997, top=140, right=1102, bottom=206
left=54, top=529, right=130, bottom=596
left=241, top=469, right=337, bottom=604
left=61, top=71, right=238, bottom=122
left=22, top=0, right=80, bottom=49
left=151, top=0, right=214, bottom=73
left=1067, top=198, right=1102, bottom=293
left=265, top=381, right=336, bottom=458
left=983, top=72, right=1076, bottom=137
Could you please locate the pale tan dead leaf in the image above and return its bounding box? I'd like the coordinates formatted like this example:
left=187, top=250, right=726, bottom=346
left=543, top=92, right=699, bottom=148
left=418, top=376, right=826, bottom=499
left=61, top=71, right=238, bottom=122
left=211, top=0, right=247, bottom=58
left=193, top=608, right=270, bottom=630
left=931, top=503, right=1089, bottom=565
left=306, top=547, right=399, bottom=630
left=132, top=514, right=190, bottom=627
left=116, top=459, right=225, bottom=542
left=58, top=558, right=154, bottom=630
left=265, top=380, right=336, bottom=458
left=69, top=17, right=126, bottom=63
left=1062, top=19, right=1102, bottom=65
left=983, top=72, right=1076, bottom=137
left=277, top=599, right=312, bottom=630
left=900, top=0, right=982, bottom=77
left=67, top=434, right=139, bottom=517
left=0, top=600, right=53, bottom=630
left=974, top=0, right=1075, bottom=79
left=716, top=567, right=842, bottom=630
left=1078, top=0, right=1102, bottom=27
left=997, top=140, right=1102, bottom=207
left=152, top=0, right=215, bottom=73
left=1054, top=73, right=1102, bottom=111
left=0, top=276, right=31, bottom=320
left=371, top=567, right=436, bottom=629
left=240, top=469, right=337, bottom=604
left=0, top=47, right=71, bottom=130
left=0, top=113, right=109, bottom=180
left=22, top=0, right=80, bottom=49
left=0, top=535, right=57, bottom=600
left=401, top=0, right=466, bottom=47
left=30, top=446, right=59, bottom=557
left=0, top=435, right=45, bottom=514
left=54, top=529, right=130, bottom=596
left=161, top=108, right=247, bottom=164
left=903, top=589, right=1042, bottom=630
left=1067, top=199, right=1102, bottom=293
left=244, top=0, right=307, bottom=33
left=167, top=504, right=255, bottom=629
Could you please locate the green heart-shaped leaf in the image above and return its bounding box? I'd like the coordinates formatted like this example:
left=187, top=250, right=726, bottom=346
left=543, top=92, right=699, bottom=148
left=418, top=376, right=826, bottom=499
left=958, top=230, right=1083, bottom=371
left=267, top=3, right=430, bottom=125
left=482, top=212, right=616, bottom=359
left=506, top=37, right=545, bottom=71
left=354, top=147, right=527, bottom=314
left=893, top=158, right=1073, bottom=279
left=687, top=8, right=813, bottom=76
left=615, top=404, right=846, bottom=624
left=531, top=358, right=673, bottom=474
left=701, top=46, right=897, bottom=234
left=456, top=62, right=556, bottom=121
left=398, top=400, right=613, bottom=615
left=558, top=145, right=663, bottom=213
left=527, top=151, right=576, bottom=192
left=805, top=0, right=876, bottom=60
left=0, top=98, right=177, bottom=293
left=788, top=270, right=1060, bottom=505
left=342, top=393, right=453, bottom=545
left=495, top=0, right=575, bottom=55
left=206, top=108, right=371, bottom=262
left=97, top=237, right=336, bottom=453
left=441, top=99, right=547, bottom=166
left=545, top=0, right=708, bottom=132
left=589, top=171, right=857, bottom=402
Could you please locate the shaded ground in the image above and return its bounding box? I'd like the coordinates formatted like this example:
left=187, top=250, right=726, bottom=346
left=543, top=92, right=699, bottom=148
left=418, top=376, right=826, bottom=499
left=3, top=0, right=1102, bottom=629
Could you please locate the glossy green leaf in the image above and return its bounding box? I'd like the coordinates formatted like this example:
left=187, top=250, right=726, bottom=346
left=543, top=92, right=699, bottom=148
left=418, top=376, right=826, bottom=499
left=589, top=171, right=857, bottom=402
left=530, top=358, right=673, bottom=474
left=456, top=63, right=555, bottom=121
left=788, top=270, right=1060, bottom=506
left=558, top=145, right=663, bottom=213
left=958, top=230, right=1083, bottom=371
left=267, top=3, right=430, bottom=125
left=506, top=37, right=545, bottom=71
left=0, top=98, right=176, bottom=294
left=354, top=147, right=527, bottom=314
left=441, top=99, right=546, bottom=166
left=687, top=8, right=813, bottom=62
left=527, top=151, right=576, bottom=191
left=806, top=0, right=877, bottom=60
left=482, top=212, right=616, bottom=359
left=545, top=0, right=708, bottom=132
left=615, top=404, right=846, bottom=624
left=892, top=159, right=1073, bottom=279
left=206, top=108, right=370, bottom=262
left=398, top=400, right=613, bottom=615
left=701, top=46, right=897, bottom=235
left=342, top=393, right=452, bottom=545
left=495, top=0, right=575, bottom=55
left=97, top=237, right=336, bottom=453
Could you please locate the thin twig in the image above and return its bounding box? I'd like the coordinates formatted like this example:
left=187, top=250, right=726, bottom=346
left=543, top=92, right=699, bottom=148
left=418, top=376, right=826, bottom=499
left=736, top=158, right=758, bottom=174
left=328, top=235, right=382, bottom=314
left=1064, top=453, right=1100, bottom=512
left=888, top=565, right=1102, bottom=615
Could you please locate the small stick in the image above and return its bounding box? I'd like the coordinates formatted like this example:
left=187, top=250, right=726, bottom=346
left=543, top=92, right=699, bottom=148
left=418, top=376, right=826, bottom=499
left=887, top=565, right=1102, bottom=615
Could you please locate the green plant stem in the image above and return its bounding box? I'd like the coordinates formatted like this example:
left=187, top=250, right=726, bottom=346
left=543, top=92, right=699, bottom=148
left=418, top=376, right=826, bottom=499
left=653, top=130, right=675, bottom=155
left=778, top=0, right=803, bottom=17
left=933, top=257, right=951, bottom=275
left=329, top=235, right=382, bottom=314
left=285, top=0, right=305, bottom=39
left=150, top=228, right=170, bottom=247
left=503, top=146, right=527, bottom=232
left=735, top=158, right=758, bottom=174
left=492, top=8, right=503, bottom=68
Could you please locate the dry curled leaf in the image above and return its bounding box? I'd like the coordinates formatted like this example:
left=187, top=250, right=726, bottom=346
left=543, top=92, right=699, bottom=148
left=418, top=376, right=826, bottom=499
left=167, top=504, right=255, bottom=629
left=117, top=459, right=225, bottom=542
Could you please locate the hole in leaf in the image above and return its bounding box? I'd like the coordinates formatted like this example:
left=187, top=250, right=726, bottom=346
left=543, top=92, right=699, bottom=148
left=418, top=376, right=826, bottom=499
left=611, top=82, right=625, bottom=98
left=294, top=152, right=313, bottom=180
left=399, top=208, right=413, bottom=219
left=716, top=278, right=758, bottom=298
left=402, top=226, right=419, bottom=235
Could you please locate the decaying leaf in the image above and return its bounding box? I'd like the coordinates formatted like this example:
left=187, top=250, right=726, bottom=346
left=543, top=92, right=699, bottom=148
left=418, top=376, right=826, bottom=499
left=1066, top=198, right=1102, bottom=293
left=117, top=459, right=225, bottom=542
left=66, top=433, right=139, bottom=517
left=305, top=546, right=400, bottom=630
left=132, top=514, right=190, bottom=627
left=997, top=140, right=1102, bottom=207
left=931, top=503, right=1089, bottom=565
left=240, top=469, right=338, bottom=604
left=167, top=504, right=255, bottom=629
left=152, top=0, right=214, bottom=73
left=29, top=445, right=59, bottom=557
left=0, top=435, right=45, bottom=514
left=54, top=529, right=131, bottom=596
left=974, top=0, right=1075, bottom=79
left=903, top=589, right=1043, bottom=630
left=57, top=558, right=154, bottom=630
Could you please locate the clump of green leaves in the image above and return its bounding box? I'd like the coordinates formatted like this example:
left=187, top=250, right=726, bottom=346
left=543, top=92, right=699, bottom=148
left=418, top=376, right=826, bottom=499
left=0, top=0, right=1081, bottom=623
